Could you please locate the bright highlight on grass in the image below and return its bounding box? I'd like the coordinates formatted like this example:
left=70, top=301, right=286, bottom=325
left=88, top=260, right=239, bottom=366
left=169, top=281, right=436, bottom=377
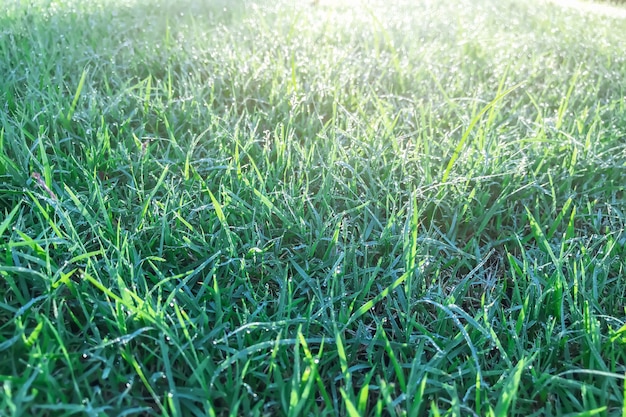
left=1, top=0, right=625, bottom=415
left=549, top=0, right=626, bottom=18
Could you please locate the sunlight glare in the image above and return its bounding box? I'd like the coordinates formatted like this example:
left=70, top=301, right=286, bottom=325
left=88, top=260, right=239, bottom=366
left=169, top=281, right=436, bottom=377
left=547, top=0, right=626, bottom=18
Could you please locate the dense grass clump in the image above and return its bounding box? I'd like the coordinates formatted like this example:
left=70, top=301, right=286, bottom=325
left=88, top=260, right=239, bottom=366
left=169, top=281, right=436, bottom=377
left=1, top=0, right=625, bottom=415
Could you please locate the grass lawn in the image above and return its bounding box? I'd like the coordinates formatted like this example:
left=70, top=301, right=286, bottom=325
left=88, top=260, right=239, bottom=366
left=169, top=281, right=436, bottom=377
left=1, top=0, right=626, bottom=415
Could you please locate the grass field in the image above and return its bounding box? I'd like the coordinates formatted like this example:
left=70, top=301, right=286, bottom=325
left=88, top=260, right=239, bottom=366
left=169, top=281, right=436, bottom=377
left=1, top=0, right=626, bottom=415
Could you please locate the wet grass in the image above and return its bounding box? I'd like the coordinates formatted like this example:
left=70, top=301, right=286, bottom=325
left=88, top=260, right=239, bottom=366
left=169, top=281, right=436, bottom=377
left=1, top=0, right=625, bottom=415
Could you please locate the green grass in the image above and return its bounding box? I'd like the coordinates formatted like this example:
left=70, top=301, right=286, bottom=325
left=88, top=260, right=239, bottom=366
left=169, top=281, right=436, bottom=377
left=1, top=0, right=625, bottom=415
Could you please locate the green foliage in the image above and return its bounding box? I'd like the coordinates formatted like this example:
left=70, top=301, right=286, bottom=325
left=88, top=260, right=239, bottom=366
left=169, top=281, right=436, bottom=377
left=1, top=0, right=625, bottom=415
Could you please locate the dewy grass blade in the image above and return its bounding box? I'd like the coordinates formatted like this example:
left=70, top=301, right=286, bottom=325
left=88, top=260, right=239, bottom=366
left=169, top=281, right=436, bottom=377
left=378, top=323, right=407, bottom=392
left=622, top=377, right=626, bottom=417
left=409, top=376, right=428, bottom=417
left=66, top=67, right=88, bottom=124
left=299, top=332, right=333, bottom=410
left=137, top=165, right=170, bottom=231
left=67, top=249, right=104, bottom=264
left=546, top=197, right=573, bottom=240
left=253, top=187, right=291, bottom=226
left=143, top=75, right=152, bottom=115
left=40, top=315, right=81, bottom=396
left=287, top=333, right=305, bottom=416
left=209, top=338, right=330, bottom=389
left=163, top=252, right=220, bottom=309
left=25, top=190, right=63, bottom=238
left=416, top=299, right=486, bottom=388
left=184, top=127, right=211, bottom=181
left=35, top=130, right=54, bottom=196
left=0, top=202, right=21, bottom=238
left=524, top=207, right=561, bottom=268
left=340, top=388, right=361, bottom=417
left=357, top=371, right=375, bottom=416
left=333, top=324, right=351, bottom=389
left=556, top=66, right=581, bottom=130
left=494, top=355, right=532, bottom=417
left=403, top=195, right=420, bottom=305
left=120, top=347, right=165, bottom=414
left=346, top=271, right=409, bottom=327
left=206, top=187, right=235, bottom=254
left=441, top=82, right=523, bottom=184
